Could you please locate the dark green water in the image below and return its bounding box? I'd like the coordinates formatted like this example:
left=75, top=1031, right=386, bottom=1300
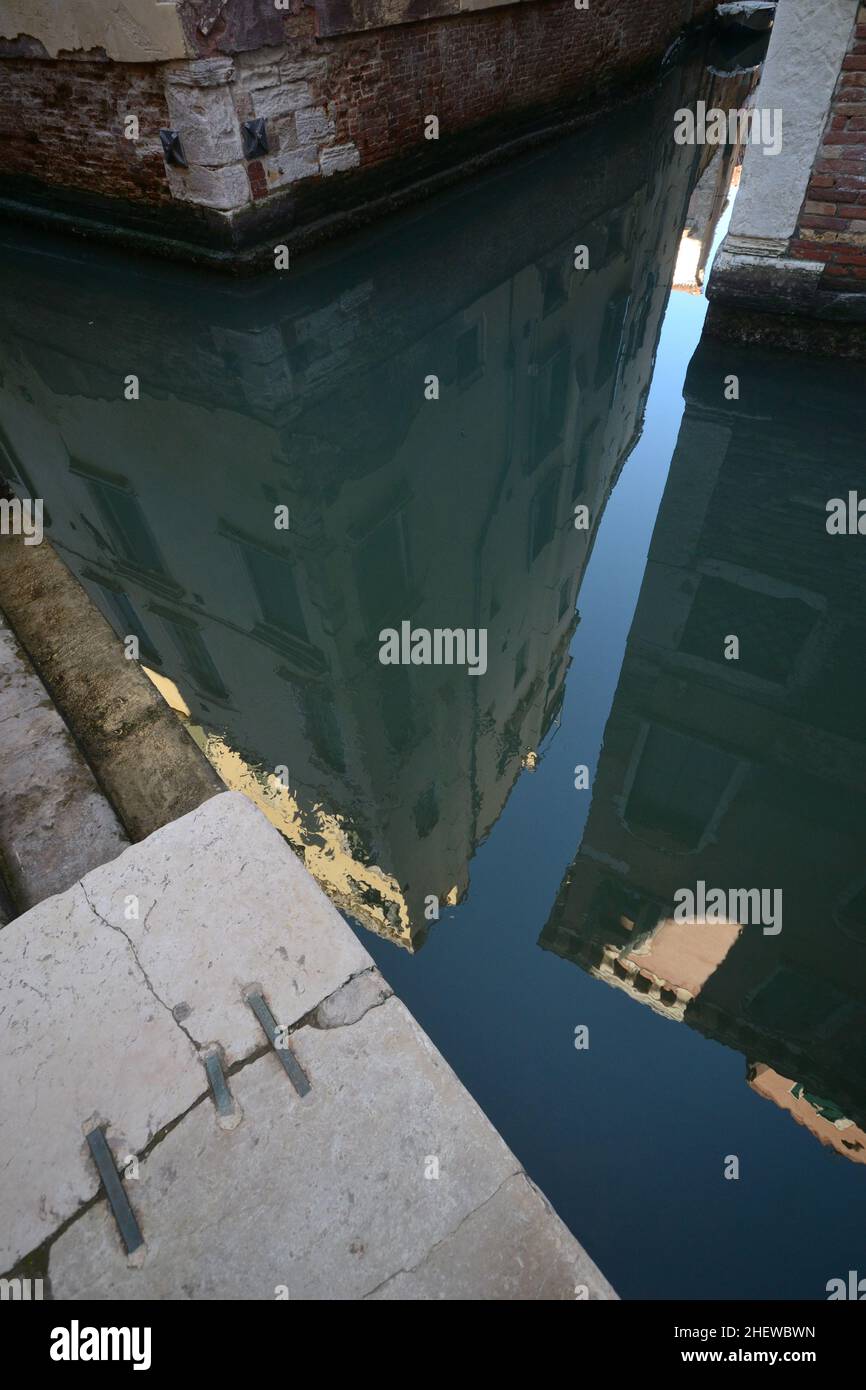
left=1, top=49, right=865, bottom=1300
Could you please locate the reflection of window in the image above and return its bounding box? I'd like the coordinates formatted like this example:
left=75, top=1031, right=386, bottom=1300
left=529, top=471, right=559, bottom=563
left=558, top=575, right=572, bottom=621
left=542, top=267, right=567, bottom=317
left=456, top=322, right=483, bottom=388
left=595, top=292, right=630, bottom=389
left=679, top=576, right=818, bottom=684
left=81, top=470, right=166, bottom=576
left=606, top=211, right=628, bottom=259
left=354, top=512, right=412, bottom=633
left=240, top=542, right=308, bottom=641
left=625, top=725, right=739, bottom=851
left=746, top=969, right=848, bottom=1037
left=514, top=641, right=528, bottom=689
left=156, top=610, right=228, bottom=702
left=95, top=584, right=160, bottom=665
left=531, top=346, right=570, bottom=462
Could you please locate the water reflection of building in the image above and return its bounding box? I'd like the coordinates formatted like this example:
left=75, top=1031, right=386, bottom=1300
left=673, top=149, right=743, bottom=296
left=541, top=332, right=866, bottom=1154
left=0, top=56, right=747, bottom=949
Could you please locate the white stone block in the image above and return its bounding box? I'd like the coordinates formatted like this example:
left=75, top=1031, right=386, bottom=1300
left=320, top=142, right=362, bottom=177
left=166, top=161, right=251, bottom=211
left=295, top=106, right=336, bottom=145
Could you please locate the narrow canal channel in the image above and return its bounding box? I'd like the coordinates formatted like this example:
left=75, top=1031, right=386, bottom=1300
left=1, top=44, right=864, bottom=1300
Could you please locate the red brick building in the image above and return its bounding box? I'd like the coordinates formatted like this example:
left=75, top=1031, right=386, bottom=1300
left=0, top=0, right=713, bottom=265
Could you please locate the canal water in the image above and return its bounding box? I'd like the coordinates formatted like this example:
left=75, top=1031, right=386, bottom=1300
left=1, top=46, right=865, bottom=1300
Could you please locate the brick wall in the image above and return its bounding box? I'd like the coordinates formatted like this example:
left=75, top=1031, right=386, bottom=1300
left=790, top=2, right=866, bottom=290
left=0, top=0, right=713, bottom=259
left=0, top=56, right=174, bottom=207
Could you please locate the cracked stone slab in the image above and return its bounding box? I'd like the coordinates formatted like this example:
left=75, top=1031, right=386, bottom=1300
left=0, top=883, right=199, bottom=1270
left=366, top=1173, right=617, bottom=1300
left=0, top=791, right=371, bottom=1270
left=50, top=997, right=613, bottom=1300
left=78, top=791, right=372, bottom=1059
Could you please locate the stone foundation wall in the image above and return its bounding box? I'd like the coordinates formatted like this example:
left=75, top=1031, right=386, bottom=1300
left=0, top=0, right=713, bottom=263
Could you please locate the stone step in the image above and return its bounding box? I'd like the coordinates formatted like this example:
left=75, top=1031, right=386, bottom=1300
left=0, top=790, right=615, bottom=1300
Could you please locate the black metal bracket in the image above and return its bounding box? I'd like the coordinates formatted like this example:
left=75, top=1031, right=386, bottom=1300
left=85, top=1126, right=144, bottom=1256
left=245, top=990, right=311, bottom=1097
left=159, top=128, right=188, bottom=168
left=242, top=118, right=269, bottom=160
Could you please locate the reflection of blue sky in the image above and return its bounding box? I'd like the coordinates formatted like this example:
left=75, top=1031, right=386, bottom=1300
left=361, top=191, right=866, bottom=1301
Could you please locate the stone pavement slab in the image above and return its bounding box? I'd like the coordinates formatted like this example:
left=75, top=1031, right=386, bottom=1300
left=3, top=791, right=615, bottom=1299
left=50, top=996, right=614, bottom=1300
left=0, top=792, right=370, bottom=1269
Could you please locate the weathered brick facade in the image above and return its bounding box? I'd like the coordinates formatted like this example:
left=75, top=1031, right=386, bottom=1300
left=790, top=3, right=866, bottom=290
left=0, top=0, right=713, bottom=264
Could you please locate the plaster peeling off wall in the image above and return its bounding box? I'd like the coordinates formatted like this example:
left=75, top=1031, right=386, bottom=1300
left=0, top=0, right=190, bottom=62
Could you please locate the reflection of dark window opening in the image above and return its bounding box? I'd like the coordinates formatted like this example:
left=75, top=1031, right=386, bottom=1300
left=625, top=725, right=739, bottom=852
left=240, top=541, right=309, bottom=641
left=529, top=471, right=559, bottom=563
left=157, top=610, right=228, bottom=702
left=606, top=211, right=627, bottom=259
left=354, top=512, right=413, bottom=633
left=558, top=575, right=572, bottom=621
left=679, top=576, right=818, bottom=684
left=456, top=323, right=482, bottom=388
left=514, top=641, right=528, bottom=689
left=542, top=267, right=567, bottom=317
left=95, top=584, right=161, bottom=665
left=629, top=273, right=657, bottom=354
left=542, top=681, right=565, bottom=740
left=414, top=784, right=440, bottom=838
left=595, top=292, right=630, bottom=389
left=531, top=346, right=570, bottom=462
left=80, top=470, right=167, bottom=577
